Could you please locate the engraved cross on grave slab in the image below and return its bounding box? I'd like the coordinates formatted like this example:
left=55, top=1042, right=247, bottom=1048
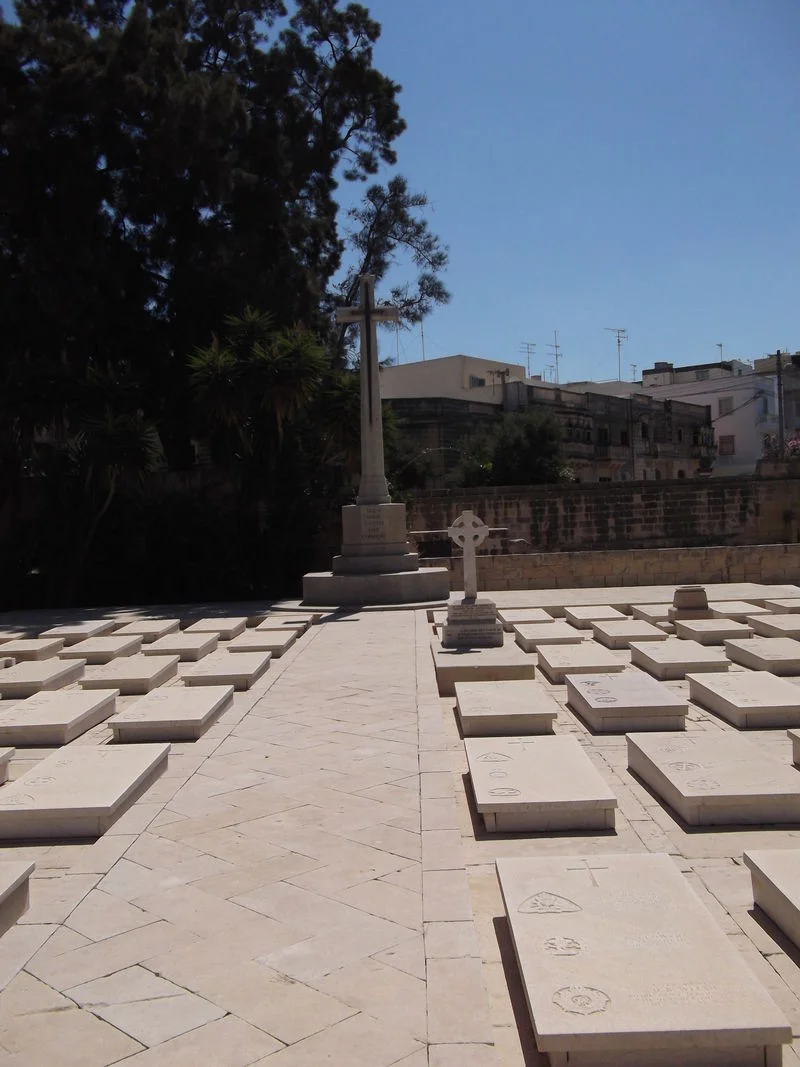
left=336, top=275, right=399, bottom=506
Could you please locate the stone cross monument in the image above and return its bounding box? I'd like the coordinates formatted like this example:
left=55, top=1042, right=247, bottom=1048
left=441, top=510, right=502, bottom=648
left=335, top=276, right=397, bottom=505
left=301, top=276, right=449, bottom=606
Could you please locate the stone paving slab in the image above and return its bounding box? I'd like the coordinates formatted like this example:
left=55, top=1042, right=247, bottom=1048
left=0, top=690, right=119, bottom=745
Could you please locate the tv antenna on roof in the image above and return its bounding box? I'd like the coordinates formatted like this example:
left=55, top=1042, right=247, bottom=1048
left=519, top=341, right=536, bottom=377
left=605, top=327, right=628, bottom=380
left=547, top=331, right=562, bottom=383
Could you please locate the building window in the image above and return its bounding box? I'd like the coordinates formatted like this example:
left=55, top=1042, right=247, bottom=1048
left=620, top=430, right=629, bottom=446
left=718, top=435, right=736, bottom=456
left=468, top=375, right=486, bottom=388
left=677, top=428, right=683, bottom=442
left=641, top=422, right=649, bottom=440
left=696, top=369, right=709, bottom=381
left=655, top=470, right=662, bottom=480
left=597, top=427, right=609, bottom=444
left=677, top=469, right=686, bottom=479
left=718, top=396, right=733, bottom=417
left=599, top=476, right=612, bottom=482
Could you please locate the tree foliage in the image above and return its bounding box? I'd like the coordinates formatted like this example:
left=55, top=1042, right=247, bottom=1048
left=0, top=0, right=450, bottom=605
left=451, top=412, right=570, bottom=488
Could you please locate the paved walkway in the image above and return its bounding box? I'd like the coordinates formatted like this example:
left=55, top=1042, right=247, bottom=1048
left=2, top=590, right=800, bottom=1063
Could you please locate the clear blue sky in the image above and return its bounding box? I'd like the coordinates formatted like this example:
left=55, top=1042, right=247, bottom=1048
left=4, top=1, right=798, bottom=380
left=356, top=0, right=800, bottom=380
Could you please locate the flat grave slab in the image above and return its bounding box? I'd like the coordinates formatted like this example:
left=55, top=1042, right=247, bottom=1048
left=183, top=651, right=271, bottom=691
left=591, top=620, right=668, bottom=649
left=142, top=632, right=218, bottom=661
left=0, top=747, right=13, bottom=784
left=744, top=849, right=800, bottom=951
left=629, top=639, right=729, bottom=680
left=709, top=601, right=770, bottom=623
left=514, top=621, right=583, bottom=652
left=764, top=599, right=800, bottom=614
left=0, top=659, right=86, bottom=699
left=725, top=637, right=800, bottom=675
left=497, top=608, right=555, bottom=632
left=255, top=617, right=312, bottom=633
left=465, top=735, right=617, bottom=832
left=688, top=672, right=800, bottom=728
left=57, top=635, right=142, bottom=664
left=0, top=743, right=170, bottom=839
left=630, top=603, right=671, bottom=623
left=788, top=730, right=800, bottom=766
left=563, top=605, right=627, bottom=629
left=184, top=616, right=247, bottom=640
left=109, top=684, right=234, bottom=742
left=39, top=620, right=117, bottom=645
left=0, top=860, right=34, bottom=936
left=566, top=673, right=688, bottom=732
left=455, top=680, right=558, bottom=736
left=627, top=731, right=800, bottom=825
left=537, top=644, right=625, bottom=685
left=748, top=614, right=800, bottom=638
left=228, top=629, right=297, bottom=657
left=0, top=689, right=119, bottom=745
left=497, top=852, right=791, bottom=1067
left=431, top=640, right=536, bottom=697
left=674, top=618, right=753, bottom=644
left=79, top=654, right=179, bottom=695
left=0, top=639, right=64, bottom=662
left=0, top=631, right=30, bottom=644
left=113, top=619, right=180, bottom=643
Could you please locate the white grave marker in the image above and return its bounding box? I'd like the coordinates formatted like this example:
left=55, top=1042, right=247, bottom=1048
left=688, top=672, right=800, bottom=728
left=567, top=673, right=687, bottom=732
left=627, top=731, right=800, bottom=825
left=113, top=619, right=180, bottom=643
left=497, top=853, right=790, bottom=1066
left=58, top=635, right=142, bottom=664
left=465, top=736, right=617, bottom=832
left=0, top=659, right=86, bottom=698
left=747, top=614, right=800, bottom=638
left=143, top=633, right=218, bottom=661
left=725, top=637, right=800, bottom=675
left=0, top=638, right=64, bottom=661
left=497, top=608, right=555, bottom=632
left=0, top=689, right=118, bottom=745
left=109, top=685, right=233, bottom=742
left=455, top=680, right=558, bottom=736
left=537, top=644, right=625, bottom=684
left=563, top=606, right=626, bottom=629
left=228, top=630, right=296, bottom=657
left=183, top=650, right=271, bottom=690
left=39, top=620, right=117, bottom=645
left=0, top=860, right=34, bottom=936
left=514, top=621, right=583, bottom=652
left=183, top=617, right=247, bottom=640
left=0, top=744, right=170, bottom=838
left=591, top=620, right=667, bottom=649
left=674, top=618, right=753, bottom=645
left=744, top=850, right=800, bottom=952
left=0, top=747, right=13, bottom=784
left=79, top=654, right=179, bottom=695
left=629, top=639, right=729, bottom=680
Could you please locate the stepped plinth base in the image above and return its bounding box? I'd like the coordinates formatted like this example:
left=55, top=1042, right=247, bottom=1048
left=442, top=598, right=503, bottom=648
left=332, top=552, right=420, bottom=575
left=302, top=567, right=450, bottom=607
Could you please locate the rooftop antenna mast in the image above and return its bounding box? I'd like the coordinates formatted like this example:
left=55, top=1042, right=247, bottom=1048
left=630, top=362, right=637, bottom=380
left=519, top=341, right=536, bottom=377
left=716, top=342, right=723, bottom=362
left=547, top=330, right=562, bottom=383
left=605, top=327, right=628, bottom=380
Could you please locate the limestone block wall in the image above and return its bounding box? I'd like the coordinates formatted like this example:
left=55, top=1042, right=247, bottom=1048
left=409, top=476, right=800, bottom=551
left=420, top=542, right=800, bottom=591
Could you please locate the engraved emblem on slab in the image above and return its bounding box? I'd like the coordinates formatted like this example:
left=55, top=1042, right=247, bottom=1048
left=488, top=770, right=508, bottom=779
left=552, top=985, right=611, bottom=1015
left=489, top=787, right=521, bottom=797
left=667, top=761, right=701, bottom=772
left=543, top=936, right=583, bottom=956
left=519, top=892, right=582, bottom=914
left=476, top=752, right=512, bottom=763
left=686, top=777, right=721, bottom=790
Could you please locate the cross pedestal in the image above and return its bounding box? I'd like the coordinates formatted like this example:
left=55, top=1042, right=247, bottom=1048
left=441, top=511, right=502, bottom=648
left=301, top=275, right=449, bottom=606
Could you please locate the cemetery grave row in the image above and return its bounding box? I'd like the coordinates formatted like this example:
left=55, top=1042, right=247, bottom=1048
left=434, top=562, right=800, bottom=1064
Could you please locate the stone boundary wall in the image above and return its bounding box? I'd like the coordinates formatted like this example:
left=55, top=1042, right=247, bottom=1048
left=409, top=475, right=800, bottom=551
left=420, top=542, right=800, bottom=591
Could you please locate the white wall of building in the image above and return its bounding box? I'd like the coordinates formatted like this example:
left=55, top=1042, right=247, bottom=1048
left=380, top=354, right=525, bottom=406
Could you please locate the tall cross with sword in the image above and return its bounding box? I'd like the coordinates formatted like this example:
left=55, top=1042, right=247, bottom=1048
left=336, top=276, right=399, bottom=506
